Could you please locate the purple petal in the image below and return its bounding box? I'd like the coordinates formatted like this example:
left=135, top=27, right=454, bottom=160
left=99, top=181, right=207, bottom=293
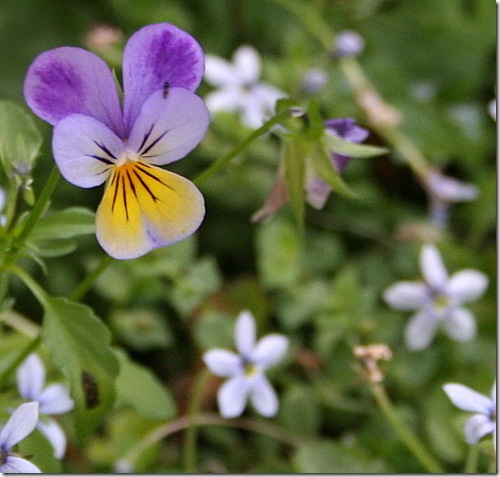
left=37, top=418, right=66, bottom=458
left=405, top=310, right=439, bottom=350
left=443, top=308, right=476, bottom=342
left=249, top=375, right=279, bottom=417
left=38, top=384, right=74, bottom=415
left=122, top=23, right=204, bottom=134
left=443, top=383, right=493, bottom=414
left=52, top=114, right=124, bottom=188
left=217, top=375, right=250, bottom=418
left=24, top=47, right=124, bottom=137
left=127, top=88, right=210, bottom=166
left=234, top=311, right=256, bottom=357
left=0, top=456, right=41, bottom=473
left=420, top=244, right=448, bottom=290
left=0, top=402, right=38, bottom=449
left=464, top=414, right=495, bottom=444
left=252, top=335, right=288, bottom=369
left=446, top=270, right=488, bottom=304
left=203, top=349, right=242, bottom=377
left=17, top=354, right=45, bottom=401
left=305, top=170, right=331, bottom=210
left=383, top=281, right=429, bottom=310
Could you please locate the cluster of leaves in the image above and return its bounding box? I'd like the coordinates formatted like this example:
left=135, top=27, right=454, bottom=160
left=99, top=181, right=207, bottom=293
left=0, top=0, right=495, bottom=473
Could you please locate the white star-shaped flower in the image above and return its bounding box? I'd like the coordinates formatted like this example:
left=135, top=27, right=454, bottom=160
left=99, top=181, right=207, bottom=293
left=204, top=45, right=286, bottom=129
left=383, top=244, right=488, bottom=350
left=203, top=310, right=288, bottom=418
left=443, top=382, right=496, bottom=447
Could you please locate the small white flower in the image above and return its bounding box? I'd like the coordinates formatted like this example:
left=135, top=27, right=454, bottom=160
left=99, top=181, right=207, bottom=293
left=443, top=382, right=496, bottom=446
left=204, top=45, right=286, bottom=128
left=383, top=244, right=488, bottom=350
left=333, top=30, right=365, bottom=58
left=203, top=310, right=288, bottom=418
left=17, top=354, right=74, bottom=459
left=488, top=98, right=496, bottom=121
left=0, top=402, right=41, bottom=473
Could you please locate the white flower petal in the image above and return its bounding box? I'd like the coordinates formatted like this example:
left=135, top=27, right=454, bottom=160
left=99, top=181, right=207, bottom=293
left=0, top=456, right=41, bottom=473
left=252, top=335, right=288, bottom=369
left=426, top=170, right=478, bottom=202
left=217, top=376, right=250, bottom=418
left=38, top=384, right=74, bottom=415
left=235, top=311, right=256, bottom=357
left=203, top=349, right=241, bottom=377
left=204, top=55, right=239, bottom=87
left=252, top=83, right=286, bottom=106
left=443, top=308, right=476, bottom=342
left=17, top=354, right=45, bottom=400
left=233, top=45, right=261, bottom=85
left=38, top=418, right=66, bottom=459
left=464, top=414, right=495, bottom=444
left=443, top=383, right=493, bottom=414
left=420, top=244, right=448, bottom=289
left=204, top=89, right=242, bottom=114
left=404, top=310, right=439, bottom=350
left=0, top=402, right=39, bottom=449
left=446, top=270, right=488, bottom=304
left=383, top=281, right=429, bottom=310
left=250, top=375, right=279, bottom=417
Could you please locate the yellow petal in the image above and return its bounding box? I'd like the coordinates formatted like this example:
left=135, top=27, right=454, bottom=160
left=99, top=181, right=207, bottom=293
left=96, top=161, right=204, bottom=259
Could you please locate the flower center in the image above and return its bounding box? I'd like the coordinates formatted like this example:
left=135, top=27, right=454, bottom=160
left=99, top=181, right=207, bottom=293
left=432, top=293, right=450, bottom=311
left=0, top=448, right=8, bottom=465
left=115, top=151, right=140, bottom=168
left=244, top=362, right=260, bottom=378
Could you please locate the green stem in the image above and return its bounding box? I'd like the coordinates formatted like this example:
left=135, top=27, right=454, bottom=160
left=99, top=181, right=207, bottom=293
left=194, top=113, right=288, bottom=186
left=69, top=254, right=113, bottom=301
left=8, top=264, right=49, bottom=308
left=183, top=369, right=211, bottom=473
left=370, top=383, right=444, bottom=473
left=464, top=443, right=480, bottom=473
left=0, top=334, right=41, bottom=385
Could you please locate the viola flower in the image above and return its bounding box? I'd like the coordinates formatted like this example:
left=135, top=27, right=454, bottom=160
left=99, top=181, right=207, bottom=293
left=24, top=23, right=210, bottom=259
left=204, top=45, right=286, bottom=128
left=443, top=382, right=496, bottom=446
left=0, top=402, right=41, bottom=473
left=203, top=310, right=288, bottom=418
left=383, top=244, right=488, bottom=350
left=17, top=354, right=74, bottom=459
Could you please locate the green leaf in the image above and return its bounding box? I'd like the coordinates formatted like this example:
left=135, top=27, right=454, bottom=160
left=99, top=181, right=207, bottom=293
left=30, top=207, right=95, bottom=241
left=279, top=385, right=320, bottom=436
left=0, top=101, right=42, bottom=180
left=41, top=297, right=119, bottom=439
left=323, top=132, right=388, bottom=158
left=305, top=101, right=325, bottom=139
left=282, top=137, right=305, bottom=229
left=114, top=349, right=177, bottom=420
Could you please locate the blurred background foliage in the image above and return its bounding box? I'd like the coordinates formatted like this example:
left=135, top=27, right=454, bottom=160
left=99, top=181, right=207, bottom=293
left=0, top=0, right=495, bottom=473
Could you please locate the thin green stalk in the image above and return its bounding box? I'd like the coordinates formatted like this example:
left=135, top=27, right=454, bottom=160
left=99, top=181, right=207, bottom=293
left=8, top=264, right=49, bottom=308
left=370, top=383, right=444, bottom=473
left=183, top=369, right=211, bottom=473
left=194, top=113, right=288, bottom=186
left=464, top=443, right=480, bottom=473
left=0, top=334, right=41, bottom=385
left=69, top=254, right=113, bottom=301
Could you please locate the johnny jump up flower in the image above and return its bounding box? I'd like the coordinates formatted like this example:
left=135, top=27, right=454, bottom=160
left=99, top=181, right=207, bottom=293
left=17, top=354, right=74, bottom=459
left=0, top=402, right=41, bottom=473
left=204, top=45, right=286, bottom=129
left=443, top=382, right=496, bottom=446
left=203, top=310, right=288, bottom=418
left=383, top=244, right=488, bottom=350
left=24, top=23, right=210, bottom=259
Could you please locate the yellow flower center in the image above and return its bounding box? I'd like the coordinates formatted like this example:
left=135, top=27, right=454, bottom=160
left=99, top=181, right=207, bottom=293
left=433, top=294, right=450, bottom=310
left=244, top=363, right=259, bottom=378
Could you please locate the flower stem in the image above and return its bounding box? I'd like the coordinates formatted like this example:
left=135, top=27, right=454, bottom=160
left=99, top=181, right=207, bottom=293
left=464, top=443, right=480, bottom=473
left=183, top=368, right=211, bottom=473
left=370, top=382, right=444, bottom=473
left=0, top=334, right=41, bottom=386
left=8, top=264, right=49, bottom=308
left=69, top=254, right=114, bottom=301
left=194, top=113, right=288, bottom=186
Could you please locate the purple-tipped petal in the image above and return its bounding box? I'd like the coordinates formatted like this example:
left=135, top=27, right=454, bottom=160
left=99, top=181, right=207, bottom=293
left=17, top=354, right=45, bottom=401
left=52, top=114, right=125, bottom=188
left=127, top=88, right=210, bottom=166
left=0, top=402, right=39, bottom=449
left=122, top=23, right=204, bottom=134
left=24, top=47, right=123, bottom=136
left=0, top=456, right=41, bottom=473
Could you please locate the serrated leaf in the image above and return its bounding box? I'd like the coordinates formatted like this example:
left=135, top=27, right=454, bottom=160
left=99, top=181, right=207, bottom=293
left=324, top=132, right=388, bottom=158
left=41, top=297, right=119, bottom=439
left=282, top=138, right=306, bottom=229
left=30, top=207, right=95, bottom=241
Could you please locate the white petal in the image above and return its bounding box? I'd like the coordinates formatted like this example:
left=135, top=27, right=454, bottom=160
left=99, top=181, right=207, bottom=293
left=203, top=349, right=242, bottom=377
left=443, top=308, right=476, bottom=342
left=426, top=170, right=478, bottom=202
left=204, top=89, right=242, bottom=114
left=252, top=83, right=286, bottom=106
left=446, top=270, right=488, bottom=304
left=252, top=335, right=288, bottom=369
left=0, top=456, right=41, bottom=473
left=443, top=383, right=493, bottom=414
left=235, top=310, right=256, bottom=357
left=217, top=375, right=250, bottom=418
left=240, top=99, right=269, bottom=129
left=17, top=354, right=45, bottom=400
left=204, top=55, right=240, bottom=88
left=38, top=418, right=66, bottom=459
left=0, top=402, right=38, bottom=449
left=404, top=310, right=439, bottom=350
left=464, top=414, right=495, bottom=444
left=38, top=384, right=74, bottom=415
left=249, top=375, right=279, bottom=417
left=128, top=88, right=210, bottom=166
left=233, top=45, right=261, bottom=85
left=383, top=281, right=429, bottom=310
left=420, top=244, right=448, bottom=289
